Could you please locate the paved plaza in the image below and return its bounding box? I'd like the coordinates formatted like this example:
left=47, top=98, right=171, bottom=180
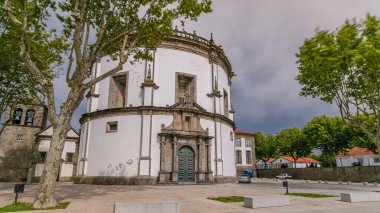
left=1, top=180, right=380, bottom=213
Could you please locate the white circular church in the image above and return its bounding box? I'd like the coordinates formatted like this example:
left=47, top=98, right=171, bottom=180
left=76, top=30, right=236, bottom=184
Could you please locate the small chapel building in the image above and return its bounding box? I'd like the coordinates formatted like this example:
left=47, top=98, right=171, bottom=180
left=0, top=104, right=79, bottom=182
left=76, top=30, right=237, bottom=184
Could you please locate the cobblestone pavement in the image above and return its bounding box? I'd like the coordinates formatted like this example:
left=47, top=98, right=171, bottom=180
left=1, top=179, right=380, bottom=213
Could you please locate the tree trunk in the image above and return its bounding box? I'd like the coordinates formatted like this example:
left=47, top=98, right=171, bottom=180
left=32, top=121, right=70, bottom=208
left=376, top=138, right=380, bottom=157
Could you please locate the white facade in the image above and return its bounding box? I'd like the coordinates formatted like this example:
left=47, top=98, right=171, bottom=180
left=234, top=132, right=255, bottom=167
left=271, top=157, right=322, bottom=169
left=336, top=155, right=380, bottom=167
left=77, top=31, right=236, bottom=184
left=256, top=159, right=275, bottom=169
left=34, top=126, right=79, bottom=181
left=336, top=147, right=380, bottom=167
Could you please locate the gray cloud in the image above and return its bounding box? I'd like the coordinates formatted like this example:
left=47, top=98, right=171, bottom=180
left=184, top=0, right=380, bottom=134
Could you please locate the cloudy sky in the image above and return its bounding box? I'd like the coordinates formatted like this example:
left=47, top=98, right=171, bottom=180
left=182, top=0, right=380, bottom=134
left=69, top=0, right=380, bottom=134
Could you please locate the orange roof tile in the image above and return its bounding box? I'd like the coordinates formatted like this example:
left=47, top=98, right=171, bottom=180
left=234, top=129, right=256, bottom=136
left=336, top=147, right=375, bottom=157
left=280, top=156, right=321, bottom=163
left=257, top=158, right=276, bottom=163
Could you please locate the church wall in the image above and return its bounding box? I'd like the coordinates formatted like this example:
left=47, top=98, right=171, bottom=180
left=154, top=48, right=212, bottom=110
left=221, top=123, right=236, bottom=176
left=77, top=122, right=88, bottom=175
left=93, top=56, right=145, bottom=111
left=126, top=61, right=145, bottom=107
left=150, top=115, right=173, bottom=177
left=199, top=119, right=216, bottom=174
left=34, top=140, right=76, bottom=178
left=85, top=115, right=141, bottom=177
left=199, top=119, right=235, bottom=177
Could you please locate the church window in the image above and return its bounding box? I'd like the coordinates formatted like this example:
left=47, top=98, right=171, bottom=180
left=108, top=73, right=128, bottom=108
left=12, top=108, right=23, bottom=125
left=39, top=152, right=47, bottom=162
left=246, top=150, right=252, bottom=164
left=25, top=109, right=35, bottom=126
left=106, top=121, right=118, bottom=132
left=235, top=150, right=242, bottom=164
left=66, top=152, right=74, bottom=163
left=16, top=133, right=23, bottom=141
left=235, top=138, right=241, bottom=147
left=223, top=90, right=229, bottom=117
left=176, top=73, right=196, bottom=104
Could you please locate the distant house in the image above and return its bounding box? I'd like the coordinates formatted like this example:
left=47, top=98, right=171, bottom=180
left=336, top=147, right=380, bottom=167
left=271, top=156, right=321, bottom=168
left=256, top=158, right=276, bottom=169
left=234, top=129, right=256, bottom=174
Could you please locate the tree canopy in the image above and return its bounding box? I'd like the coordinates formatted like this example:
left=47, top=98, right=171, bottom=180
left=276, top=127, right=312, bottom=168
left=296, top=14, right=380, bottom=156
left=255, top=131, right=279, bottom=169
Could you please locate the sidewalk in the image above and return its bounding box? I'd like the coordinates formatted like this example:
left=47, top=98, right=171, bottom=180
left=1, top=181, right=380, bottom=213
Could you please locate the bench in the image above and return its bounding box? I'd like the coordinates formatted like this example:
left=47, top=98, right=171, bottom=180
left=340, top=192, right=380, bottom=203
left=114, top=201, right=180, bottom=213
left=244, top=195, right=290, bottom=209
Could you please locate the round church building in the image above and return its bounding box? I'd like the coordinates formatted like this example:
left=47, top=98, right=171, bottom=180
left=76, top=30, right=236, bottom=184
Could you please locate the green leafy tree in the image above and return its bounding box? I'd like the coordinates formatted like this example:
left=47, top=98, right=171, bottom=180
left=297, top=15, right=380, bottom=157
left=0, top=26, right=60, bottom=132
left=256, top=131, right=279, bottom=169
left=349, top=125, right=377, bottom=152
left=303, top=116, right=354, bottom=167
left=276, top=127, right=312, bottom=168
left=2, top=0, right=212, bottom=208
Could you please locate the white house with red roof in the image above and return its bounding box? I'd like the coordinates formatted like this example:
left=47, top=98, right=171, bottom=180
left=256, top=158, right=276, bottom=169
left=271, top=156, right=322, bottom=168
left=336, top=147, right=380, bottom=167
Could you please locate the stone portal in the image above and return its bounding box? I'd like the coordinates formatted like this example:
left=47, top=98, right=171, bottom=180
left=158, top=101, right=213, bottom=184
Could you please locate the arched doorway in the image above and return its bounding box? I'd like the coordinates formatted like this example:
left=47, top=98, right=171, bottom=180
left=178, top=146, right=195, bottom=182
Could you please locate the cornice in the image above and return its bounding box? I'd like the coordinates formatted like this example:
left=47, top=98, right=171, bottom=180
left=159, top=30, right=233, bottom=79
left=80, top=106, right=235, bottom=129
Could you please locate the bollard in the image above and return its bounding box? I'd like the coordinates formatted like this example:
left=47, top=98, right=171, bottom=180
left=14, top=184, right=25, bottom=204
left=347, top=181, right=351, bottom=185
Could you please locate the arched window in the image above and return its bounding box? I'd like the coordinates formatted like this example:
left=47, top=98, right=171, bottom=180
left=12, top=108, right=23, bottom=125
left=25, top=109, right=35, bottom=126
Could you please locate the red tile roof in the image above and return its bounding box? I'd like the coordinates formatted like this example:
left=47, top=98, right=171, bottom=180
left=234, top=129, right=256, bottom=136
left=336, top=147, right=375, bottom=157
left=257, top=158, right=276, bottom=164
left=280, top=156, right=321, bottom=164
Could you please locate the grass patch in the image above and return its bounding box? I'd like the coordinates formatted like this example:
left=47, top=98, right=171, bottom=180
left=208, top=196, right=244, bottom=203
left=0, top=202, right=69, bottom=212
left=287, top=193, right=337, bottom=198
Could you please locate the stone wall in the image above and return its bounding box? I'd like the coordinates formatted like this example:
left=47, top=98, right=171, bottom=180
left=0, top=168, right=28, bottom=182
left=257, top=166, right=380, bottom=183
